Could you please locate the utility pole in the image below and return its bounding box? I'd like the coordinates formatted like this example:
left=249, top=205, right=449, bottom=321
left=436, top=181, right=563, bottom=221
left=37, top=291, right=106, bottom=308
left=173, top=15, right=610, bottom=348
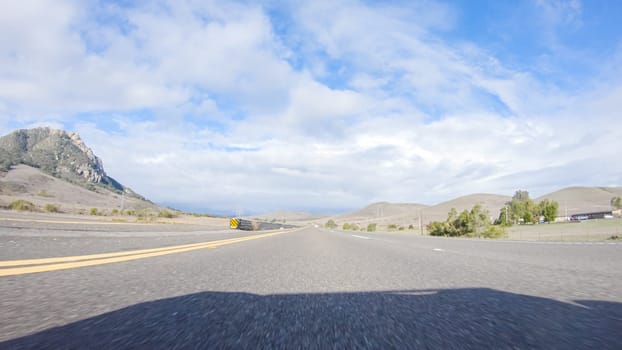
left=565, top=200, right=568, bottom=219
left=505, top=206, right=508, bottom=225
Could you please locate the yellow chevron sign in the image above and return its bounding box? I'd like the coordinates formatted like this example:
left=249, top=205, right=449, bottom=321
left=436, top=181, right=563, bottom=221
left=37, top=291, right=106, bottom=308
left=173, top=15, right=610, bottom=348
left=230, top=218, right=239, bottom=229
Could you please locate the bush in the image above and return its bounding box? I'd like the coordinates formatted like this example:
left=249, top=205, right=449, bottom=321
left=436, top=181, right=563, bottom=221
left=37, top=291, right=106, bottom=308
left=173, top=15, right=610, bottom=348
left=367, top=223, right=377, bottom=232
left=387, top=224, right=398, bottom=231
left=325, top=219, right=337, bottom=229
left=408, top=224, right=414, bottom=230
left=428, top=205, right=491, bottom=237
left=37, top=190, right=53, bottom=198
left=480, top=225, right=508, bottom=239
left=89, top=208, right=98, bottom=216
left=9, top=200, right=36, bottom=211
left=398, top=226, right=405, bottom=231
left=342, top=223, right=351, bottom=230
left=350, top=224, right=360, bottom=231
left=124, top=210, right=136, bottom=216
left=157, top=210, right=177, bottom=219
left=44, top=203, right=59, bottom=213
left=111, top=208, right=119, bottom=215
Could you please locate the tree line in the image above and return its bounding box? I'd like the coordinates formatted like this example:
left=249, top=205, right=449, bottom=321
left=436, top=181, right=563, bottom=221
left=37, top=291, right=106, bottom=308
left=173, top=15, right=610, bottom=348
left=427, top=190, right=560, bottom=238
left=495, top=190, right=559, bottom=226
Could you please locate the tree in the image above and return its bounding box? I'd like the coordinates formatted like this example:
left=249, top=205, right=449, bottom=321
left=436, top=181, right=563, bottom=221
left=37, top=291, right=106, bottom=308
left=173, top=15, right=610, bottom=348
left=342, top=222, right=351, bottom=230
left=505, top=190, right=536, bottom=224
left=537, top=199, right=559, bottom=223
left=512, top=190, right=531, bottom=202
left=495, top=206, right=512, bottom=226
left=498, top=190, right=560, bottom=224
left=427, top=205, right=496, bottom=237
left=612, top=197, right=622, bottom=210
left=325, top=219, right=337, bottom=229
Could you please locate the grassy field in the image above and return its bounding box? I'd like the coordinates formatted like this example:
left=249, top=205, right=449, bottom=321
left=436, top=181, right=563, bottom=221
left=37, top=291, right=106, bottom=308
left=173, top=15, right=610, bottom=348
left=506, top=218, right=622, bottom=241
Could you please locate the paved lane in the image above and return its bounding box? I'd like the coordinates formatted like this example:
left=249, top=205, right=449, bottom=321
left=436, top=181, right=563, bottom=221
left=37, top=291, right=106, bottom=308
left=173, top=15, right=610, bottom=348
left=1, top=226, right=621, bottom=349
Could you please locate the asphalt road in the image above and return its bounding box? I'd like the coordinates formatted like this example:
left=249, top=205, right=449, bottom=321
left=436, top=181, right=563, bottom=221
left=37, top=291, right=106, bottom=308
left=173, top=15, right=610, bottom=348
left=1, top=223, right=621, bottom=349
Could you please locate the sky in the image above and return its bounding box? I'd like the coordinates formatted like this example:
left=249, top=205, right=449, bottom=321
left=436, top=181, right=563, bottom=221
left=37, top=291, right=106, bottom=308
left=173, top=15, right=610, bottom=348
left=1, top=0, right=621, bottom=215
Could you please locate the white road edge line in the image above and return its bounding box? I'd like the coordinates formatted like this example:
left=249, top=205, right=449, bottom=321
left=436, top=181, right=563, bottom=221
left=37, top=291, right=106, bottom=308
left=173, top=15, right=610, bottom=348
left=433, top=248, right=444, bottom=251
left=351, top=235, right=371, bottom=240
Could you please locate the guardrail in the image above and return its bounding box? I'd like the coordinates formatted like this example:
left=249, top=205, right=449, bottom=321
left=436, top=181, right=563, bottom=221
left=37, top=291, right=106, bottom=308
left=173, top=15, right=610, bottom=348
left=229, top=218, right=296, bottom=231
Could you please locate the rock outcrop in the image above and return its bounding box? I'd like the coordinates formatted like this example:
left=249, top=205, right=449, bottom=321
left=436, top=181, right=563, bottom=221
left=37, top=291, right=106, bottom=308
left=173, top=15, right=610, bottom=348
left=0, top=127, right=142, bottom=199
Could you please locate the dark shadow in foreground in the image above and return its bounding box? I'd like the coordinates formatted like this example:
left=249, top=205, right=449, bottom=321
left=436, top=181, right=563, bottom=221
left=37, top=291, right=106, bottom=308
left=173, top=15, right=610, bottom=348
left=2, top=288, right=621, bottom=349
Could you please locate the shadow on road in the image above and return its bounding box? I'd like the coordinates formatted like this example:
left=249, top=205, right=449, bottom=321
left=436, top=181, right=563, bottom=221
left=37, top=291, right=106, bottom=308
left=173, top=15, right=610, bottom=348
left=2, top=288, right=621, bottom=349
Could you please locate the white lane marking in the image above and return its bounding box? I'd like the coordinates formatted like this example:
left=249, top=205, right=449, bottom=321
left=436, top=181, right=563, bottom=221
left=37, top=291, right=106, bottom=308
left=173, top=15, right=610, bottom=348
left=433, top=248, right=444, bottom=251
left=352, top=235, right=371, bottom=240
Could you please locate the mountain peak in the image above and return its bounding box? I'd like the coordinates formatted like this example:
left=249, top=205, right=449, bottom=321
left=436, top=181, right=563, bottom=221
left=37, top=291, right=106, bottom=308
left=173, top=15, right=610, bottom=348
left=0, top=127, right=140, bottom=198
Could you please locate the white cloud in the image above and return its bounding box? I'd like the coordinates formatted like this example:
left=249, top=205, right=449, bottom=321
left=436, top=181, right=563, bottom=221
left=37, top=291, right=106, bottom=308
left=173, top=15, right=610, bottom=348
left=1, top=0, right=620, bottom=214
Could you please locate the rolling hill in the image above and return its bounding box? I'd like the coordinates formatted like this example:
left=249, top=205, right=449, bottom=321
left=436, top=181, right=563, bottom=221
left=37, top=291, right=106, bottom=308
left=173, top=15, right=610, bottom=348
left=536, top=187, right=622, bottom=216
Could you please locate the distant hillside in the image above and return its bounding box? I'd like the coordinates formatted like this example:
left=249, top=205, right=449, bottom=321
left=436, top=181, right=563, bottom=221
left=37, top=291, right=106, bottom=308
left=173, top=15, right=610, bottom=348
left=250, top=211, right=328, bottom=223
left=326, top=202, right=429, bottom=226
left=325, top=187, right=621, bottom=229
left=537, top=187, right=622, bottom=215
left=0, top=127, right=142, bottom=199
left=0, top=164, right=158, bottom=213
left=420, top=194, right=511, bottom=224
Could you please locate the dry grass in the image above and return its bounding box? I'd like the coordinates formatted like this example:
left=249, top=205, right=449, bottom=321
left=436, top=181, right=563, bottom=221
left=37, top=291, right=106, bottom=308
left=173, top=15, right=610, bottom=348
left=0, top=165, right=161, bottom=214
left=506, top=218, right=622, bottom=241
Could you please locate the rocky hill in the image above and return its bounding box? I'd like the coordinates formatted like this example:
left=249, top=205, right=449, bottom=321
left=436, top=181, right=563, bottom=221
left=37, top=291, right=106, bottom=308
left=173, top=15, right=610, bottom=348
left=0, top=127, right=142, bottom=199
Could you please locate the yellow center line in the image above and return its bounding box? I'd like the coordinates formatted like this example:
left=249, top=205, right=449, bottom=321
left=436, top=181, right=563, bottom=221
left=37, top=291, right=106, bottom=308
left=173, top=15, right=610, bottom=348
left=0, top=230, right=291, bottom=277
left=0, top=235, right=258, bottom=267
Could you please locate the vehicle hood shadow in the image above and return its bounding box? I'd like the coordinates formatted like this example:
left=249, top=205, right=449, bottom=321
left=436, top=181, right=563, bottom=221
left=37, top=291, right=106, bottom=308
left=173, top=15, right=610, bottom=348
left=2, top=288, right=621, bottom=349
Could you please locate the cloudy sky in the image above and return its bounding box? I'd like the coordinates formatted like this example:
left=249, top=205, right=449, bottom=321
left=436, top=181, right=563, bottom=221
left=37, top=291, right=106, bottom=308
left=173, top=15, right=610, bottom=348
left=1, top=0, right=621, bottom=215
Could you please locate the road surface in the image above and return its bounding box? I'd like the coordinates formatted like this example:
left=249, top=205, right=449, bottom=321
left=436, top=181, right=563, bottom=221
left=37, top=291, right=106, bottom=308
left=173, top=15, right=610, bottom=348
left=1, top=221, right=621, bottom=349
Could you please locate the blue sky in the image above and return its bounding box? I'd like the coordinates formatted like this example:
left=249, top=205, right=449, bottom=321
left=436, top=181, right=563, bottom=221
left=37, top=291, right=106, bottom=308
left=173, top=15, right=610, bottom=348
left=1, top=0, right=621, bottom=215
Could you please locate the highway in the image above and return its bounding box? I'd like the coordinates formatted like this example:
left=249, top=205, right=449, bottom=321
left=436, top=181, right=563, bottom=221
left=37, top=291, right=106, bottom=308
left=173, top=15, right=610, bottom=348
left=1, top=222, right=621, bottom=349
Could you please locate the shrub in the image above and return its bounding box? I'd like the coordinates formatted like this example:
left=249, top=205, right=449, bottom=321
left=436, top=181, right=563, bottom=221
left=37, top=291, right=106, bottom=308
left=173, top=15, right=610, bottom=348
left=37, top=190, right=53, bottom=198
left=398, top=226, right=405, bottom=231
left=111, top=208, right=119, bottom=215
left=427, top=221, right=448, bottom=236
left=325, top=219, right=337, bottom=229
left=367, top=223, right=377, bottom=232
left=44, top=203, right=59, bottom=213
left=124, top=210, right=137, bottom=216
left=89, top=208, right=98, bottom=216
left=342, top=222, right=351, bottom=230
left=157, top=210, right=177, bottom=219
left=428, top=205, right=491, bottom=237
left=408, top=224, right=414, bottom=230
left=9, top=200, right=36, bottom=211
left=388, top=224, right=398, bottom=231
left=481, top=225, right=508, bottom=239
left=350, top=224, right=360, bottom=231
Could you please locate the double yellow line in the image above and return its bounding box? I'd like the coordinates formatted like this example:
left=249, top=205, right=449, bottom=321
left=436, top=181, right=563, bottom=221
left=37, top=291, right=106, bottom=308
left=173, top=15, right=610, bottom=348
left=0, top=230, right=288, bottom=277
